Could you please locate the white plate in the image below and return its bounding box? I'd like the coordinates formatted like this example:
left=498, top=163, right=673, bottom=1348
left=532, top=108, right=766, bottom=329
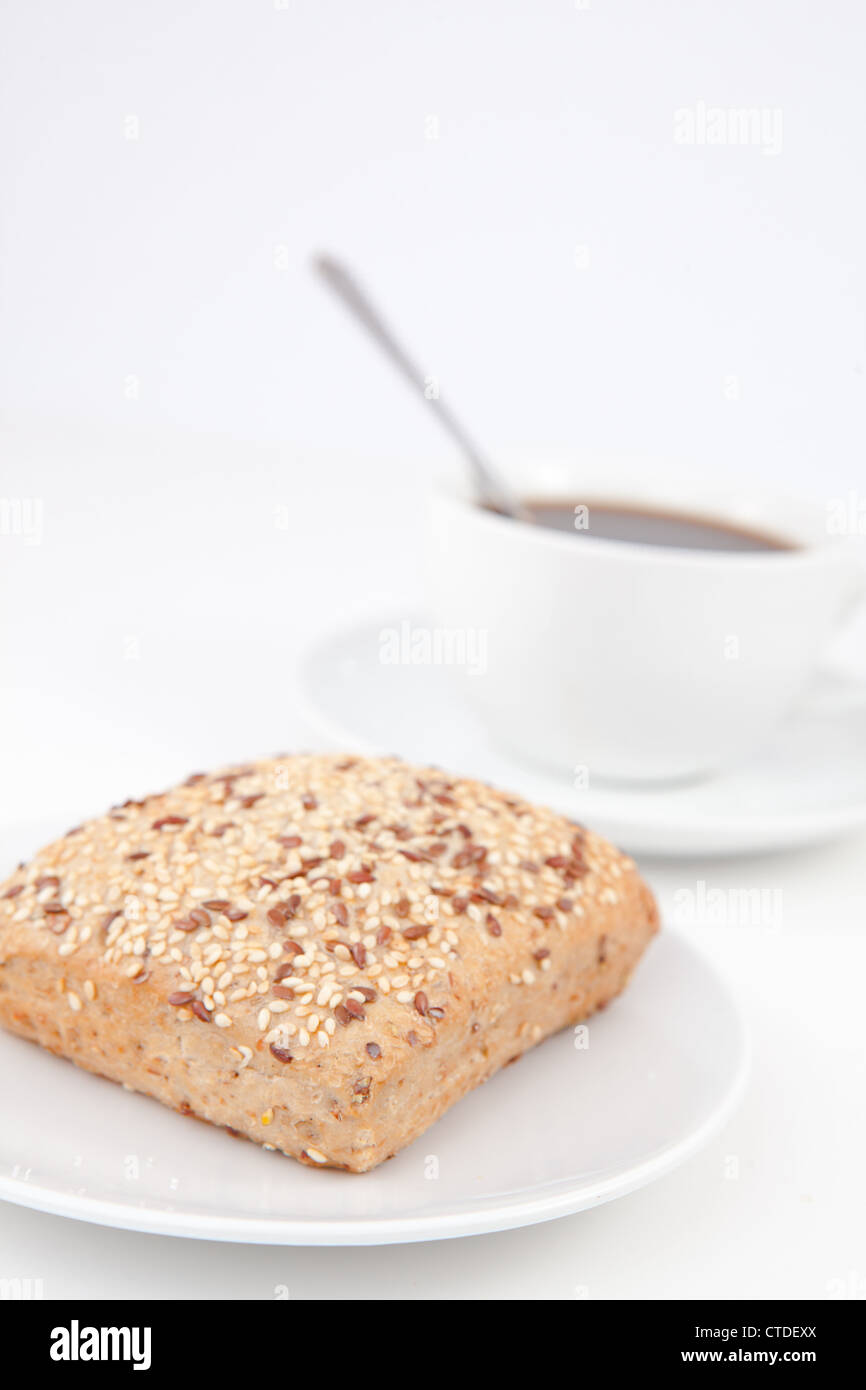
left=0, top=872, right=746, bottom=1246
left=297, top=616, right=866, bottom=858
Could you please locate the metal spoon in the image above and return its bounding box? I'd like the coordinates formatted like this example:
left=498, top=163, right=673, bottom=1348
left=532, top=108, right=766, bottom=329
left=313, top=254, right=527, bottom=520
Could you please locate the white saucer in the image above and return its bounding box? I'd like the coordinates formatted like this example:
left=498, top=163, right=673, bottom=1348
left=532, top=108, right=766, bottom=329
left=297, top=616, right=866, bottom=858
left=0, top=819, right=746, bottom=1245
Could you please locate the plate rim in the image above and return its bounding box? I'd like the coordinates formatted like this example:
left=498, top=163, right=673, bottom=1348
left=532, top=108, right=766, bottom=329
left=0, top=935, right=750, bottom=1246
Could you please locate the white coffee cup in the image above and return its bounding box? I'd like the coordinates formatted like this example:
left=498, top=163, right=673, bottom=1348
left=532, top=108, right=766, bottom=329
left=427, top=456, right=866, bottom=784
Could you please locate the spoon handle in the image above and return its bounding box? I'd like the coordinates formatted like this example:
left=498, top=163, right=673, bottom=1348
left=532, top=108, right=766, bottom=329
left=313, top=255, right=524, bottom=519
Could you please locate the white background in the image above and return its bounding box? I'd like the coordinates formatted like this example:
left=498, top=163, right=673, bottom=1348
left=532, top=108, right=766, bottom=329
left=2, top=0, right=865, bottom=490
left=1, top=0, right=864, bottom=1300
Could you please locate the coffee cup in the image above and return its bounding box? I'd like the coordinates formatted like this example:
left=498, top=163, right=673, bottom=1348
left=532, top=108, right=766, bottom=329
left=427, top=456, right=866, bottom=784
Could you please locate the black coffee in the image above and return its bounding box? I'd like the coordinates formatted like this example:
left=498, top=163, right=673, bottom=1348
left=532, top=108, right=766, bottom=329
left=519, top=499, right=795, bottom=553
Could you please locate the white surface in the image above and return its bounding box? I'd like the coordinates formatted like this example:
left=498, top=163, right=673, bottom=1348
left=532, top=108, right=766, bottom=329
left=299, top=613, right=866, bottom=857
left=1, top=837, right=863, bottom=1297
left=0, top=921, right=746, bottom=1245
left=0, top=420, right=863, bottom=1293
left=1, top=0, right=865, bottom=1297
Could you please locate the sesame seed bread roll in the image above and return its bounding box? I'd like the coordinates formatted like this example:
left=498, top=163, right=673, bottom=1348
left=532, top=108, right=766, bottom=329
left=0, top=755, right=658, bottom=1172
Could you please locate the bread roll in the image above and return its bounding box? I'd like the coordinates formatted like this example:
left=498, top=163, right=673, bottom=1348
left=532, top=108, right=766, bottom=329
left=0, top=754, right=658, bottom=1171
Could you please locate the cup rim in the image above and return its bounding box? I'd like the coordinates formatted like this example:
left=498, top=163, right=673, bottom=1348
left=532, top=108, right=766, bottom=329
left=431, top=471, right=852, bottom=570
